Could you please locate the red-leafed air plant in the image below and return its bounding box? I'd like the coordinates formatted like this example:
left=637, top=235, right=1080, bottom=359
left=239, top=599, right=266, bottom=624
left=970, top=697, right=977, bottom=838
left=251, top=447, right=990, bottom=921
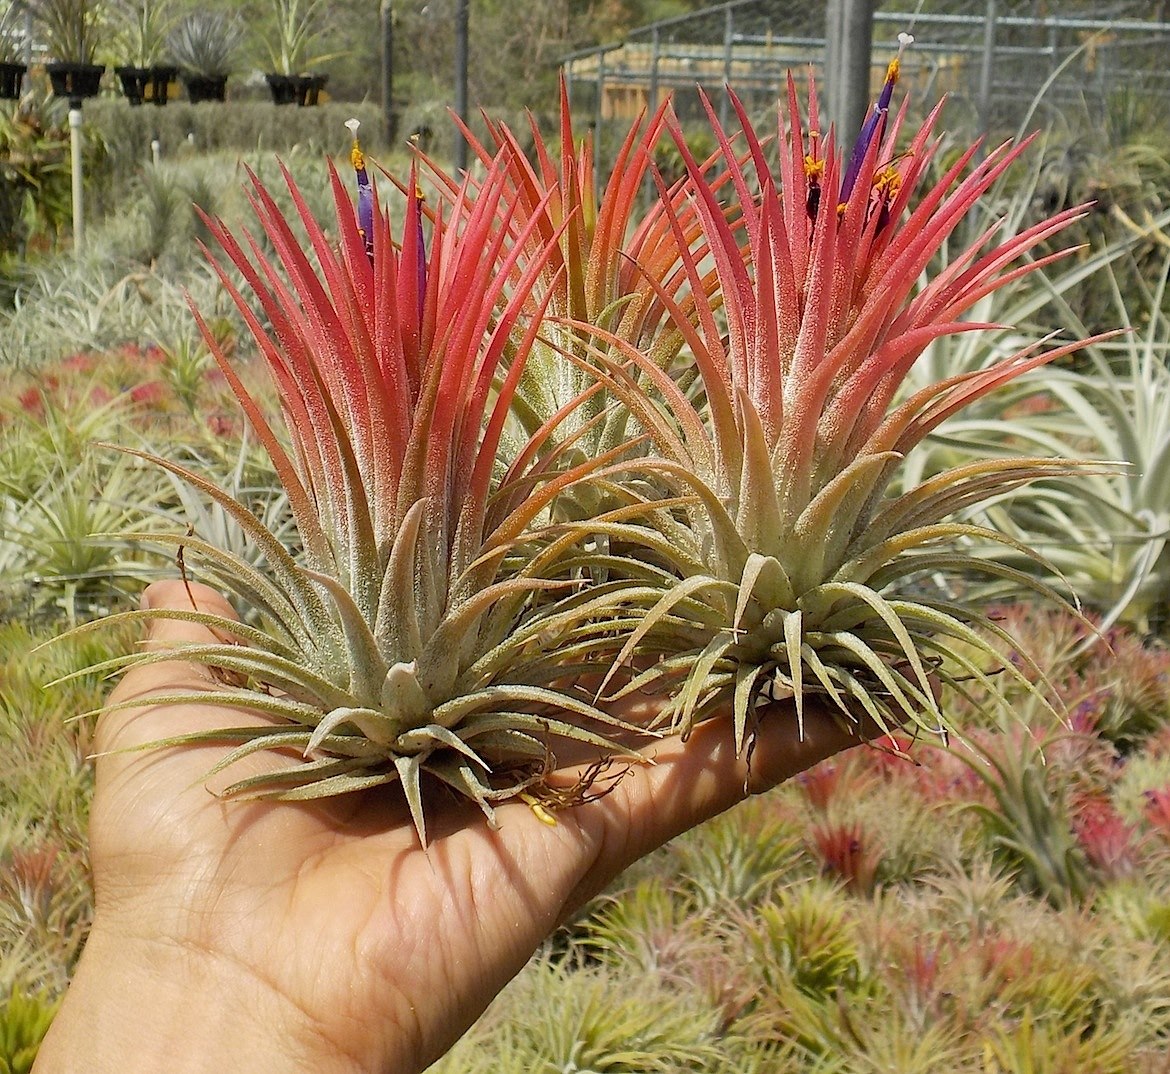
left=584, top=39, right=1115, bottom=747
left=74, top=38, right=1115, bottom=836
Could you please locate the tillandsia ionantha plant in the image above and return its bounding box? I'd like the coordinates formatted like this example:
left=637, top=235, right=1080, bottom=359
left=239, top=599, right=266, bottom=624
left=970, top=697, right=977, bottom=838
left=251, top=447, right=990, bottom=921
left=582, top=35, right=1117, bottom=747
left=60, top=36, right=1118, bottom=840
left=62, top=120, right=655, bottom=843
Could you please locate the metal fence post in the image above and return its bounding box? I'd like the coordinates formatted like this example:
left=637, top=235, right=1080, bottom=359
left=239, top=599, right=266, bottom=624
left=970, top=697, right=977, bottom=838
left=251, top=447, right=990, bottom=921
left=453, top=0, right=469, bottom=173
left=825, top=0, right=874, bottom=143
left=649, top=26, right=660, bottom=113
left=720, top=4, right=734, bottom=131
left=977, top=0, right=997, bottom=145
left=594, top=51, right=606, bottom=196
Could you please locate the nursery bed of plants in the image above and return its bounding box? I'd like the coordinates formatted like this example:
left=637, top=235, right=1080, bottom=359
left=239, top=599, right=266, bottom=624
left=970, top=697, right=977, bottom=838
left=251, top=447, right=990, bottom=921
left=6, top=65, right=1170, bottom=1074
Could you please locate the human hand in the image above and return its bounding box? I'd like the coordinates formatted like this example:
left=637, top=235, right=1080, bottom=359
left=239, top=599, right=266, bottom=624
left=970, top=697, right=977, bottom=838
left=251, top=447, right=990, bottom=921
left=35, top=579, right=872, bottom=1074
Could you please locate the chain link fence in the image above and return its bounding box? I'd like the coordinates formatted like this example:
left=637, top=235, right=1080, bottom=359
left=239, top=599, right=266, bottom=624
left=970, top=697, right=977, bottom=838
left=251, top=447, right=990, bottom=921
left=563, top=1, right=1170, bottom=174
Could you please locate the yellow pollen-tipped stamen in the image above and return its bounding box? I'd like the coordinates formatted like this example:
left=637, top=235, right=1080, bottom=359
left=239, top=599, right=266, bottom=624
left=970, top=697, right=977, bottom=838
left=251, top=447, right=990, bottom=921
left=804, top=155, right=825, bottom=181
left=345, top=117, right=365, bottom=172
left=872, top=165, right=902, bottom=198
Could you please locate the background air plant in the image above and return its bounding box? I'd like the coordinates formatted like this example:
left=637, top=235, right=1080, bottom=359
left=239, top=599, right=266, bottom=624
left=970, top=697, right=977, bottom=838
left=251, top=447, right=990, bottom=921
left=976, top=253, right=1170, bottom=633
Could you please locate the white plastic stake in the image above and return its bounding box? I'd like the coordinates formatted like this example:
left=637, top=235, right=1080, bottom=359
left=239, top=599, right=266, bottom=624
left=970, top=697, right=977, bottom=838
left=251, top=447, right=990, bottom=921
left=69, top=106, right=84, bottom=254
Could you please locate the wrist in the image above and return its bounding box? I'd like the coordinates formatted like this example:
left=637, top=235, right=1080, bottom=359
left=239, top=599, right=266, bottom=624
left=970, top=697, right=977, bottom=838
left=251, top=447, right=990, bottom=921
left=35, top=925, right=371, bottom=1074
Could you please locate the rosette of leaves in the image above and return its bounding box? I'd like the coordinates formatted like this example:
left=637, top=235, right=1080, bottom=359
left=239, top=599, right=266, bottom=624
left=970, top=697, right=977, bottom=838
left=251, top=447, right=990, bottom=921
left=30, top=0, right=104, bottom=64
left=110, top=0, right=174, bottom=67
left=585, top=66, right=1116, bottom=747
left=416, top=89, right=738, bottom=671
left=975, top=254, right=1170, bottom=633
left=71, top=142, right=646, bottom=843
left=167, top=10, right=241, bottom=78
left=424, top=87, right=714, bottom=527
left=0, top=1, right=27, bottom=65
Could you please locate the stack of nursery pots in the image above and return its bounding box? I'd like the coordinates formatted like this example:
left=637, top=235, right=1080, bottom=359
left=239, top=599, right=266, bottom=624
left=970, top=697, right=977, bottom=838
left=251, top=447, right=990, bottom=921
left=114, top=62, right=176, bottom=104
left=264, top=72, right=327, bottom=107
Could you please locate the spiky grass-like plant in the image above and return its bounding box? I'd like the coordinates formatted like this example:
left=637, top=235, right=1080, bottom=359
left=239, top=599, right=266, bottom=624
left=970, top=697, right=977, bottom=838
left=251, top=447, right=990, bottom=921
left=588, top=53, right=1116, bottom=746
left=73, top=130, right=647, bottom=841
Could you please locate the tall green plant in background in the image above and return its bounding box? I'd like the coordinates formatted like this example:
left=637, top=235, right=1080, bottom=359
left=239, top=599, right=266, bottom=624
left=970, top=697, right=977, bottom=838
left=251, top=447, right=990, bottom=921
left=979, top=253, right=1170, bottom=632
left=30, top=0, right=105, bottom=63
left=0, top=1, right=26, bottom=64
left=0, top=93, right=75, bottom=270
left=108, top=0, right=174, bottom=67
left=257, top=0, right=340, bottom=75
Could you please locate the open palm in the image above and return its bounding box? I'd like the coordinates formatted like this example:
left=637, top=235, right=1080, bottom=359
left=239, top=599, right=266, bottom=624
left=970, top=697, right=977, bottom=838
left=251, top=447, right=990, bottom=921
left=39, top=580, right=868, bottom=1074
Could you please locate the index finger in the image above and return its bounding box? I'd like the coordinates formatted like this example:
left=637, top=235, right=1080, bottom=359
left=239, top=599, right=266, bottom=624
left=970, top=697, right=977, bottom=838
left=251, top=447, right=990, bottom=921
left=98, top=579, right=245, bottom=756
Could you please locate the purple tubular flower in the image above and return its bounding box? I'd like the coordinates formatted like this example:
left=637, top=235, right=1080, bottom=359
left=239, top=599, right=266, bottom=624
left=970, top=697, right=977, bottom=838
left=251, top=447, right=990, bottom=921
left=346, top=118, right=375, bottom=262
left=413, top=191, right=426, bottom=321
left=839, top=32, right=913, bottom=206
left=402, top=163, right=428, bottom=329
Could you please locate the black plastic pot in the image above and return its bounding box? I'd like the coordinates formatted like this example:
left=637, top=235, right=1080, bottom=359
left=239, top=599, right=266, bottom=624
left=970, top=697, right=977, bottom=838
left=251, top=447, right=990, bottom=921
left=147, top=66, right=178, bottom=105
left=116, top=65, right=150, bottom=104
left=0, top=62, right=26, bottom=100
left=266, top=72, right=327, bottom=106
left=265, top=72, right=297, bottom=105
left=46, top=62, right=105, bottom=104
left=116, top=65, right=177, bottom=105
left=298, top=74, right=327, bottom=106
left=184, top=74, right=228, bottom=103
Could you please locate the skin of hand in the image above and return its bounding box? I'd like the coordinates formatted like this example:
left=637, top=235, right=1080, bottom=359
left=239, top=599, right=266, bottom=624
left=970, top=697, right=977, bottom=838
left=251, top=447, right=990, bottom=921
left=35, top=579, right=875, bottom=1074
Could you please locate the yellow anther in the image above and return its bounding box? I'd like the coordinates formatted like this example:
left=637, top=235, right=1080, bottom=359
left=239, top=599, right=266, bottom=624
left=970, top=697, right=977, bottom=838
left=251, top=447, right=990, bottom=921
left=351, top=143, right=365, bottom=172
left=885, top=56, right=901, bottom=83
left=872, top=165, right=902, bottom=198
left=804, top=155, right=825, bottom=180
